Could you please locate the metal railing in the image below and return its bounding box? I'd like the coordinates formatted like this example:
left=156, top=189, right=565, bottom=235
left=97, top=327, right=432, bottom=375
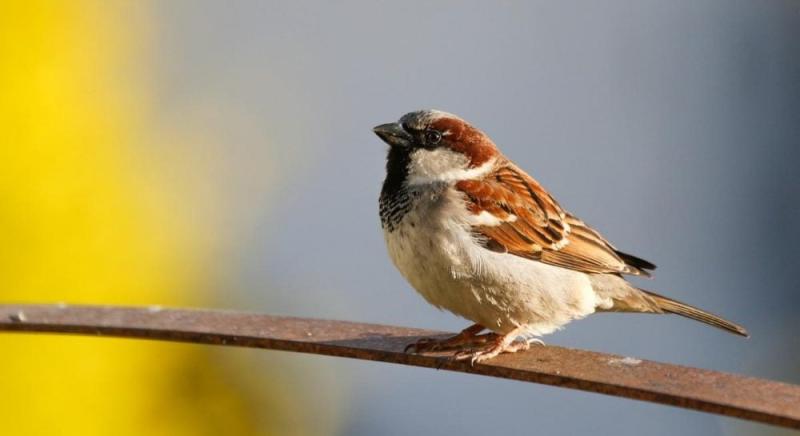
left=1, top=304, right=798, bottom=429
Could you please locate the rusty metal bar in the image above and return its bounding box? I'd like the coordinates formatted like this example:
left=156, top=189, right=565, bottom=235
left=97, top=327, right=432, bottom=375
left=0, top=304, right=797, bottom=429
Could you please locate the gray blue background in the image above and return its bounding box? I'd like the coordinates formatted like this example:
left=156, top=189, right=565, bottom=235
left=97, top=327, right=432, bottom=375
left=154, top=1, right=800, bottom=434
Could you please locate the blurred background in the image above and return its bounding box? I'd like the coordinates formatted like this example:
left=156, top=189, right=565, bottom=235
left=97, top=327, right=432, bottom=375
left=1, top=1, right=798, bottom=435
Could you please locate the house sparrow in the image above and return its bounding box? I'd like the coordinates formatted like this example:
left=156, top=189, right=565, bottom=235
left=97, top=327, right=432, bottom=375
left=374, top=109, right=748, bottom=364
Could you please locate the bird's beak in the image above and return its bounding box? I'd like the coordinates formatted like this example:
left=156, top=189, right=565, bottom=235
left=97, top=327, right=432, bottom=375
left=373, top=122, right=412, bottom=148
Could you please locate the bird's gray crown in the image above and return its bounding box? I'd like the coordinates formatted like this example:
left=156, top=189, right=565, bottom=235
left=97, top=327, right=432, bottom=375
left=398, top=109, right=462, bottom=131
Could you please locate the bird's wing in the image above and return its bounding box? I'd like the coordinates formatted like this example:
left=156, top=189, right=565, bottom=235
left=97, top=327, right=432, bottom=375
left=455, top=159, right=655, bottom=276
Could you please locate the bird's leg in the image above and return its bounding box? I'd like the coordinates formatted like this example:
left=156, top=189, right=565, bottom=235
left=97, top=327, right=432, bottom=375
left=404, top=323, right=487, bottom=353
left=453, top=327, right=542, bottom=365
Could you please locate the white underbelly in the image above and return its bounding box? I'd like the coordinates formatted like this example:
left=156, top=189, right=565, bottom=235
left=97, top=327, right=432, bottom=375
left=383, top=202, right=599, bottom=336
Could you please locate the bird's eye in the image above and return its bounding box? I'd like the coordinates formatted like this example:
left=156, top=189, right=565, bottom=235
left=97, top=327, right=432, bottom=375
left=425, top=129, right=442, bottom=145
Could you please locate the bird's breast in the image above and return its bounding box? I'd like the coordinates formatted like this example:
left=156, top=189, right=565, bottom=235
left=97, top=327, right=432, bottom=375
left=380, top=184, right=599, bottom=335
left=381, top=185, right=471, bottom=304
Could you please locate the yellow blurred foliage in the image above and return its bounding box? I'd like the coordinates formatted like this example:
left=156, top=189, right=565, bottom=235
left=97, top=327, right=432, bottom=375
left=0, top=2, right=325, bottom=435
left=0, top=0, right=194, bottom=305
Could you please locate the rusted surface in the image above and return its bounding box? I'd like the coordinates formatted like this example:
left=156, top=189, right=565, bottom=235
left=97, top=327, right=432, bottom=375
left=0, top=304, right=798, bottom=429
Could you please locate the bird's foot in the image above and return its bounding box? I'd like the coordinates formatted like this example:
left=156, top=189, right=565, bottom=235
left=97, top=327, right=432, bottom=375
left=453, top=331, right=544, bottom=365
left=404, top=323, right=487, bottom=353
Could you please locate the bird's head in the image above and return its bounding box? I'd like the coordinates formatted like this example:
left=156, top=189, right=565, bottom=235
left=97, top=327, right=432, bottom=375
left=373, top=110, right=499, bottom=186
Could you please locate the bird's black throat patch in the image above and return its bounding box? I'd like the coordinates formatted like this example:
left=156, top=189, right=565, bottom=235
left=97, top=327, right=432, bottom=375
left=379, top=146, right=415, bottom=231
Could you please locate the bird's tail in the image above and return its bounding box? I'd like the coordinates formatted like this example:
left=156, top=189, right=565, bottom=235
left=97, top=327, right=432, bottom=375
left=639, top=289, right=749, bottom=337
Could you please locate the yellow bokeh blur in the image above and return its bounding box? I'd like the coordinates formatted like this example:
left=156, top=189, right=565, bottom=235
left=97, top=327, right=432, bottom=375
left=0, top=2, right=332, bottom=435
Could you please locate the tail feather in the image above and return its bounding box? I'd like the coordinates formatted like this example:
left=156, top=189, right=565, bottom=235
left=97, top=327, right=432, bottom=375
left=640, top=289, right=749, bottom=337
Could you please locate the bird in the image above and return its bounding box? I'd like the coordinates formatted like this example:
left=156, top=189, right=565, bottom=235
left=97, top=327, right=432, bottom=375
left=373, top=109, right=748, bottom=364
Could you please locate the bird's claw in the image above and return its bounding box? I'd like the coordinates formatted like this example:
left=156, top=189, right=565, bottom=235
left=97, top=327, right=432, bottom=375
left=404, top=331, right=494, bottom=354
left=404, top=337, right=444, bottom=354
left=452, top=337, right=543, bottom=366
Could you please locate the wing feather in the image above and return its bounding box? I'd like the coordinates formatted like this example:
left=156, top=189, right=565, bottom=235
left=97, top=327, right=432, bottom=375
left=456, top=159, right=654, bottom=276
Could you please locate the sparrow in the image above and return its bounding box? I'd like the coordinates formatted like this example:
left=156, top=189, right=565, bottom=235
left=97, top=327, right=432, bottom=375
left=374, top=109, right=748, bottom=364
